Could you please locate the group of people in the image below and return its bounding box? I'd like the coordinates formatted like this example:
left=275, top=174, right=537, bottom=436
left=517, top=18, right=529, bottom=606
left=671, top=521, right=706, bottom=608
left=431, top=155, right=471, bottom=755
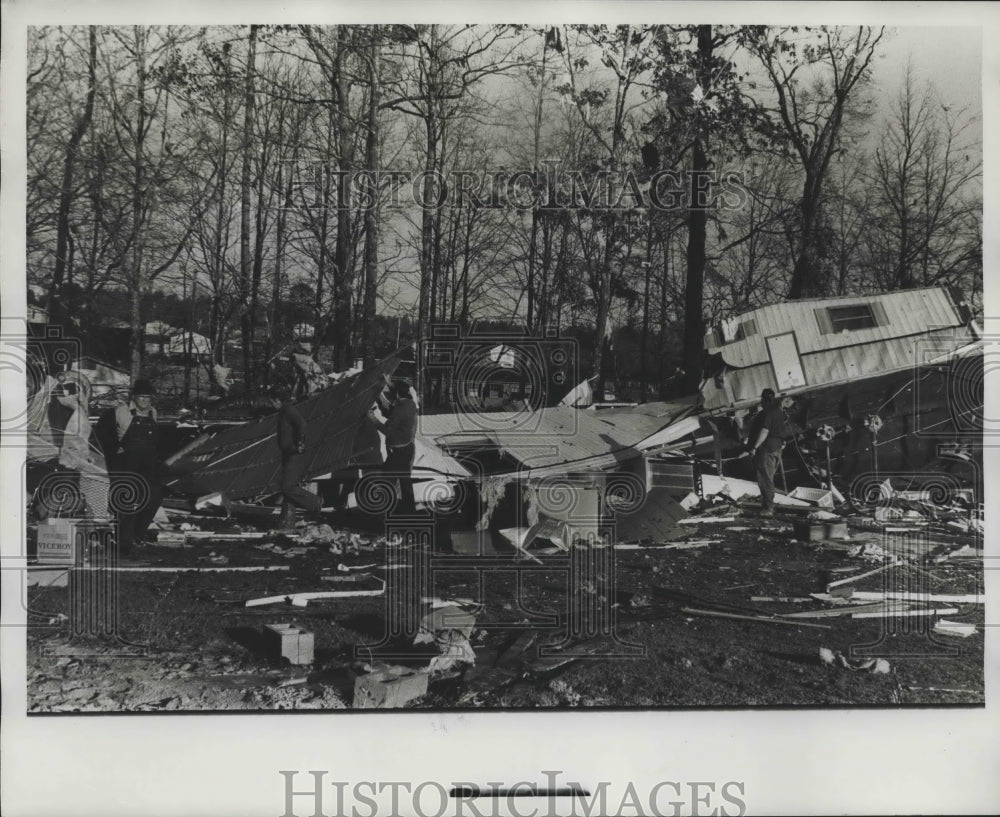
left=80, top=367, right=420, bottom=557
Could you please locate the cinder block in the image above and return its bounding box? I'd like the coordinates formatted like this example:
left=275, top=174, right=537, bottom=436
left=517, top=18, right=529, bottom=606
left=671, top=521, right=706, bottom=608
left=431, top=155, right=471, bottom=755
left=262, top=623, right=315, bottom=665
left=353, top=665, right=429, bottom=709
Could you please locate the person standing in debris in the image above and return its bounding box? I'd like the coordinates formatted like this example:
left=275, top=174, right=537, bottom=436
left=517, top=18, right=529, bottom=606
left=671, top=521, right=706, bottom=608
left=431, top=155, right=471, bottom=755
left=271, top=384, right=323, bottom=530
left=367, top=380, right=418, bottom=515
left=747, top=388, right=789, bottom=517
left=110, top=378, right=163, bottom=553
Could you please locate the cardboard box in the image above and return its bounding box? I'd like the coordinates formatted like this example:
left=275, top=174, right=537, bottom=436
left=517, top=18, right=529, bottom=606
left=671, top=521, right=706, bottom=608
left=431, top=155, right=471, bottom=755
left=353, top=665, right=429, bottom=709
left=36, top=519, right=114, bottom=565
left=262, top=623, right=314, bottom=665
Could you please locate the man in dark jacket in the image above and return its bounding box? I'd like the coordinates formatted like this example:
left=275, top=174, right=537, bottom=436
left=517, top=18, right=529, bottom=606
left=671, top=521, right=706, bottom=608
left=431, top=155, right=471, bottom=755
left=271, top=385, right=323, bottom=530
left=747, top=388, right=789, bottom=517
left=367, top=380, right=418, bottom=515
left=110, top=378, right=163, bottom=553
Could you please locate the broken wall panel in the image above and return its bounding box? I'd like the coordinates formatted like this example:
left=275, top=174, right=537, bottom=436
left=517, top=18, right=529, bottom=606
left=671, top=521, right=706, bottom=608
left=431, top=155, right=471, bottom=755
left=166, top=354, right=404, bottom=499
left=610, top=487, right=689, bottom=543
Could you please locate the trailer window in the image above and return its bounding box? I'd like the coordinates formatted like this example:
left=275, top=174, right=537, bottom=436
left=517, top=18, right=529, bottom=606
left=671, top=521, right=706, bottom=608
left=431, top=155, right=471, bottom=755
left=825, top=304, right=879, bottom=332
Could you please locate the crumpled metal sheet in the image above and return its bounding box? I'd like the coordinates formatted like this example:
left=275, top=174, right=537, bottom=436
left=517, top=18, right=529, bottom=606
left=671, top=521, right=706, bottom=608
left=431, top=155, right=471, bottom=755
left=166, top=353, right=404, bottom=499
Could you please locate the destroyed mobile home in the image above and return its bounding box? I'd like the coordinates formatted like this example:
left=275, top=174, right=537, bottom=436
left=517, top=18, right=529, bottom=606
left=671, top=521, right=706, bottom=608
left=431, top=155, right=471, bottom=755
left=24, top=286, right=984, bottom=711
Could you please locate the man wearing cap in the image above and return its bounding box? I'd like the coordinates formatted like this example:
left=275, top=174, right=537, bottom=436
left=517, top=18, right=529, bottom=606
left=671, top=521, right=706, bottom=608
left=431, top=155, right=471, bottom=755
left=111, top=378, right=163, bottom=552
left=747, top=388, right=788, bottom=518
left=367, top=380, right=418, bottom=515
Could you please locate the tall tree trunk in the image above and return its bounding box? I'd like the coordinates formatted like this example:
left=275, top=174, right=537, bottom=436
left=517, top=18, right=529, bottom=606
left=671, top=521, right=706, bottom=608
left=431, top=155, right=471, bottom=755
left=592, top=214, right=617, bottom=400
left=788, top=173, right=820, bottom=299
left=266, top=115, right=291, bottom=385
left=332, top=26, right=355, bottom=370
left=209, top=44, right=232, bottom=379
left=313, top=105, right=335, bottom=348
left=640, top=217, right=652, bottom=401
left=239, top=25, right=259, bottom=391
left=660, top=226, right=670, bottom=389
left=361, top=31, right=381, bottom=364
left=129, top=29, right=148, bottom=382
left=680, top=25, right=712, bottom=394
left=49, top=27, right=97, bottom=329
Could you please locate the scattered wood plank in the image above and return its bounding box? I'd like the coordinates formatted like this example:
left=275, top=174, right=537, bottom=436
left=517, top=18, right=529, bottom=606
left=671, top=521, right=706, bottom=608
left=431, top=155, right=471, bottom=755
left=849, top=591, right=983, bottom=604
left=779, top=601, right=911, bottom=619
left=75, top=565, right=290, bottom=573
left=809, top=592, right=885, bottom=606
left=934, top=619, right=978, bottom=638
left=750, top=596, right=814, bottom=603
left=851, top=607, right=958, bottom=619
left=825, top=562, right=899, bottom=591
left=678, top=517, right=736, bottom=525
left=245, top=579, right=386, bottom=607
left=680, top=607, right=831, bottom=629
left=184, top=531, right=271, bottom=540
left=614, top=540, right=715, bottom=550
left=905, top=686, right=979, bottom=694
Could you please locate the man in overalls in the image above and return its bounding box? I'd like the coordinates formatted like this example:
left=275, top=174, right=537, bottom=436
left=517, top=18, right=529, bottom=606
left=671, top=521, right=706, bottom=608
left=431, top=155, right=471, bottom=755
left=111, top=378, right=163, bottom=554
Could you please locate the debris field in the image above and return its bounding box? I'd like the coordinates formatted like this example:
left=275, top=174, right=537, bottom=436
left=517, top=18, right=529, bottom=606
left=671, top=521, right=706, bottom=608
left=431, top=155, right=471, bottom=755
left=25, top=477, right=984, bottom=711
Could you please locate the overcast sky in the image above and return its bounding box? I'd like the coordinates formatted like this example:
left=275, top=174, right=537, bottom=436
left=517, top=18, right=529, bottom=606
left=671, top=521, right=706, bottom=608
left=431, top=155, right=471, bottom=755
left=875, top=26, right=981, bottom=116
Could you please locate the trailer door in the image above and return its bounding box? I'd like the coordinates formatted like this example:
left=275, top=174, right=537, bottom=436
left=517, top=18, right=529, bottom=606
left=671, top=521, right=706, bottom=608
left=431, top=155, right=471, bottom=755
left=766, top=332, right=807, bottom=390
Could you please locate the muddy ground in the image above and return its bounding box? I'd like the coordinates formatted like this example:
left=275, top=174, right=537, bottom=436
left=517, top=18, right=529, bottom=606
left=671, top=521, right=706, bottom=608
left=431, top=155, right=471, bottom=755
left=24, top=505, right=984, bottom=713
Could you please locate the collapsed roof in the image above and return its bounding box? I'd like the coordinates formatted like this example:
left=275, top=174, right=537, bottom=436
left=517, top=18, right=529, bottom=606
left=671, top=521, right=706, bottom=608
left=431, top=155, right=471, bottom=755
left=417, top=400, right=701, bottom=479
left=166, top=352, right=408, bottom=500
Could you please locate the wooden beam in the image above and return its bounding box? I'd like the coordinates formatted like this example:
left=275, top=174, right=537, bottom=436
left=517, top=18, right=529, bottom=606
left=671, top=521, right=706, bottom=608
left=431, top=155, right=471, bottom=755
left=852, top=606, right=958, bottom=619
left=849, top=591, right=983, bottom=604
left=245, top=579, right=385, bottom=607
left=74, top=565, right=290, bottom=573
left=681, top=607, right=831, bottom=629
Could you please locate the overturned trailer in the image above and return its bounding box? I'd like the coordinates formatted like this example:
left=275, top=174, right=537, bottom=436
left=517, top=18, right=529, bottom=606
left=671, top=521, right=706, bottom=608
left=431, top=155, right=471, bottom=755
left=695, top=286, right=982, bottom=491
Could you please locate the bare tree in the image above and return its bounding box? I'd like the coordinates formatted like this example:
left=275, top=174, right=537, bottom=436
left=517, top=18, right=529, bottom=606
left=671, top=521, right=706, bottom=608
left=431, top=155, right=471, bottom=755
left=865, top=66, right=981, bottom=293
left=744, top=25, right=885, bottom=299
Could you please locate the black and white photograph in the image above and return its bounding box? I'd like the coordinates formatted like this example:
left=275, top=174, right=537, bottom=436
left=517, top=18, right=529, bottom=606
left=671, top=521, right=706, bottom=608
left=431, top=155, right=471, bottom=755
left=2, top=2, right=997, bottom=816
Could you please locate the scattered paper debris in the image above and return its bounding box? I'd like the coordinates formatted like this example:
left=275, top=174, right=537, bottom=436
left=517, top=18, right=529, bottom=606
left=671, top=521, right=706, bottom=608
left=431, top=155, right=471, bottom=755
left=933, top=619, right=977, bottom=638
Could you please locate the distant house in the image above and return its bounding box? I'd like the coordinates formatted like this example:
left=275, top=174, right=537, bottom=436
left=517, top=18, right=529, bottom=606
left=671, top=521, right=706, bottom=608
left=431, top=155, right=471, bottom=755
left=167, top=331, right=211, bottom=358
left=144, top=321, right=178, bottom=356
